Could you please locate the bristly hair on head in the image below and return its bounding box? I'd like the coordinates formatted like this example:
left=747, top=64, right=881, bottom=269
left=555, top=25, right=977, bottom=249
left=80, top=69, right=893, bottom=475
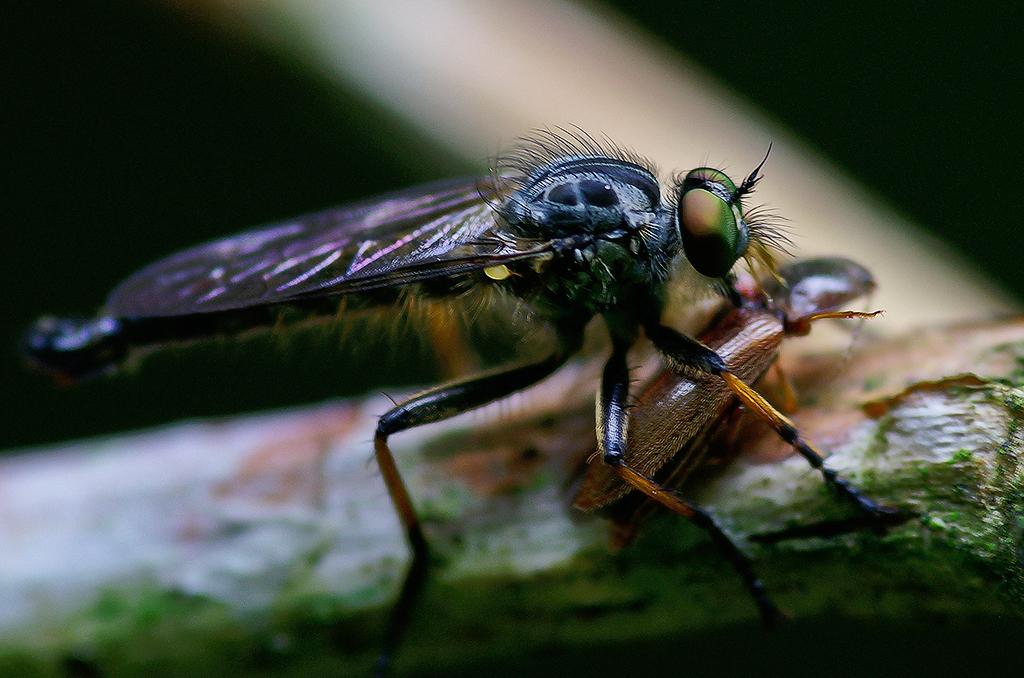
left=743, top=203, right=794, bottom=285
left=490, top=126, right=658, bottom=194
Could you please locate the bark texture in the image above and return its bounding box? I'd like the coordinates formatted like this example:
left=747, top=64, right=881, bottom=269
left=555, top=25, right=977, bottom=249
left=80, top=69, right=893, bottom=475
left=2, top=317, right=1023, bottom=675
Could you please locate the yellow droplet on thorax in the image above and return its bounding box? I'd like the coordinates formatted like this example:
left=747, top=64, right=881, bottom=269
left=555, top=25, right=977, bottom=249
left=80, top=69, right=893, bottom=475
left=484, top=264, right=511, bottom=281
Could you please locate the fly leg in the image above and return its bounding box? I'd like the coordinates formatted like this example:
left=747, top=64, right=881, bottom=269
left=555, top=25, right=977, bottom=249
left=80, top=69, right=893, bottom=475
left=424, top=305, right=478, bottom=378
left=372, top=328, right=582, bottom=676
left=597, top=341, right=784, bottom=627
left=646, top=322, right=897, bottom=523
left=750, top=511, right=912, bottom=545
left=767, top=360, right=799, bottom=414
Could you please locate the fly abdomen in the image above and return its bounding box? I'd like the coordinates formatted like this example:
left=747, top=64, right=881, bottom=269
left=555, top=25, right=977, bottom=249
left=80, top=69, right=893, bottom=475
left=24, top=316, right=128, bottom=380
left=24, top=293, right=395, bottom=381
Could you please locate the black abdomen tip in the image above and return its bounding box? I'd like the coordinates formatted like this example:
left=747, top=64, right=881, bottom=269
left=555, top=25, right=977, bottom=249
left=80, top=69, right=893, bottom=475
left=23, top=316, right=127, bottom=380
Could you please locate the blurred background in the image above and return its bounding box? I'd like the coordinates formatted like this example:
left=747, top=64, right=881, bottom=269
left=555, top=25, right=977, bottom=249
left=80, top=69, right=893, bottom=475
left=4, top=0, right=1023, bottom=450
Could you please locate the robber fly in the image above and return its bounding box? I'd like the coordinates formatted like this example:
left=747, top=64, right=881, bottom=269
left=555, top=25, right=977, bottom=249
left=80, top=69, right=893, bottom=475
left=574, top=257, right=894, bottom=623
left=25, top=129, right=891, bottom=672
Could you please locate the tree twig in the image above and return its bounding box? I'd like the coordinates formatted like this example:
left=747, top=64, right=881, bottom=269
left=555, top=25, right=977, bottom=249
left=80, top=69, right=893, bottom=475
left=1, top=317, right=1022, bottom=674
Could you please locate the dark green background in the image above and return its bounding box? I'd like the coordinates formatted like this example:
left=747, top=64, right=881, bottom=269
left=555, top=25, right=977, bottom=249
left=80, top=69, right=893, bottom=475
left=4, top=1, right=1023, bottom=449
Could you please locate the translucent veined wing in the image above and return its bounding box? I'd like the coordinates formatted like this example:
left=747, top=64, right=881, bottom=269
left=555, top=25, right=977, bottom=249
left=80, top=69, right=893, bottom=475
left=105, top=177, right=536, bottom=318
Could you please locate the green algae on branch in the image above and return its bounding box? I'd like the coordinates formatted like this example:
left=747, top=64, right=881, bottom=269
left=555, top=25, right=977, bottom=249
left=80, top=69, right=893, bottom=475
left=1, top=319, right=1023, bottom=674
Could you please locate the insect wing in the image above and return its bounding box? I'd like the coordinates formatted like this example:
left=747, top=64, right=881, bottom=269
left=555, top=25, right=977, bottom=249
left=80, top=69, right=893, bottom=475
left=105, top=177, right=525, bottom=318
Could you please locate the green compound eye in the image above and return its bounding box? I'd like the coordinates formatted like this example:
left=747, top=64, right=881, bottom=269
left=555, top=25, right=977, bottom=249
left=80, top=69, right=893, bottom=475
left=676, top=174, right=748, bottom=278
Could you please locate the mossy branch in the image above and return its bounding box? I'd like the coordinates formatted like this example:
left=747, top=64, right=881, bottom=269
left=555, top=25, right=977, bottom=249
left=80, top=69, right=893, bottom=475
left=1, top=318, right=1023, bottom=675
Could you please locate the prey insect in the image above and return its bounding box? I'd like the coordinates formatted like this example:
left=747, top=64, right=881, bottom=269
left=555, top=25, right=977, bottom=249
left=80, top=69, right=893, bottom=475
left=25, top=129, right=891, bottom=672
left=574, top=257, right=900, bottom=624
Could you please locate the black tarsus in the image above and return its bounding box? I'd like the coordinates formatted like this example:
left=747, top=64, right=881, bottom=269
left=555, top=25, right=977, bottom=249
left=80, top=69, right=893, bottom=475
left=687, top=500, right=787, bottom=628
left=373, top=533, right=428, bottom=678
left=751, top=509, right=913, bottom=544
left=776, top=422, right=902, bottom=526
left=645, top=316, right=896, bottom=524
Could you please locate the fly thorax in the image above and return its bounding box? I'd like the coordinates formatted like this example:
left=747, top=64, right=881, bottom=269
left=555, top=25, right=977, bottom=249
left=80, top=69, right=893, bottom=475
left=498, top=154, right=679, bottom=312
left=499, top=155, right=663, bottom=239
